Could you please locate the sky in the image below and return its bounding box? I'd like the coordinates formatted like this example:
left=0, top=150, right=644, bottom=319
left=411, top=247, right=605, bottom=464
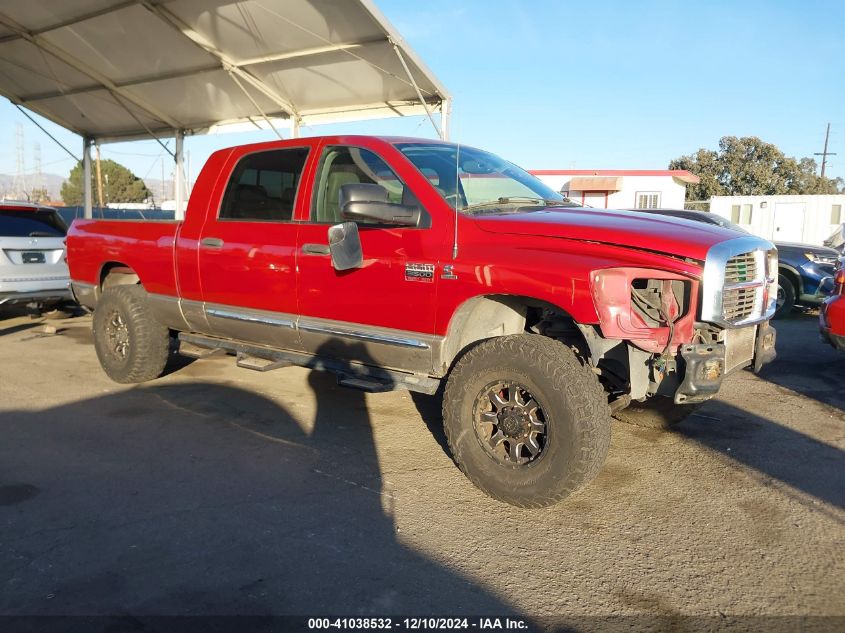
left=1, top=0, right=843, bottom=190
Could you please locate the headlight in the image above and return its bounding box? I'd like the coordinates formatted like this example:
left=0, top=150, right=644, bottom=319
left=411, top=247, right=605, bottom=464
left=805, top=252, right=838, bottom=265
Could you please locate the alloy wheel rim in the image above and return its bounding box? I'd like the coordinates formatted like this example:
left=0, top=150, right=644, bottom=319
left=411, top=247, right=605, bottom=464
left=473, top=381, right=548, bottom=467
left=104, top=309, right=129, bottom=360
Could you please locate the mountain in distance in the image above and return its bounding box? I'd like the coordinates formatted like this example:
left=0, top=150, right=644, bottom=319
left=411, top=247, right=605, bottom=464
left=0, top=172, right=66, bottom=202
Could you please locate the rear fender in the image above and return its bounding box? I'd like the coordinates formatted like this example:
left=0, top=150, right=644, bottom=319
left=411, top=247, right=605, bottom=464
left=98, top=262, right=140, bottom=298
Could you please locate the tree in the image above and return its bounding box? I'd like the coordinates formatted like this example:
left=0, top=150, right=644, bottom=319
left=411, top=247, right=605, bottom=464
left=61, top=159, right=151, bottom=206
left=29, top=186, right=50, bottom=203
left=669, top=136, right=845, bottom=201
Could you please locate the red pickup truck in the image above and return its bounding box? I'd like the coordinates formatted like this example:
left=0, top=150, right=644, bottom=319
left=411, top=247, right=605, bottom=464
left=68, top=135, right=777, bottom=507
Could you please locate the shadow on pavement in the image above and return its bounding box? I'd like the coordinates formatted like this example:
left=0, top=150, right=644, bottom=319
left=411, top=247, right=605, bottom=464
left=675, top=400, right=845, bottom=512
left=0, top=350, right=521, bottom=619
left=410, top=390, right=452, bottom=460
left=757, top=312, right=845, bottom=410
left=668, top=310, right=845, bottom=512
left=0, top=320, right=43, bottom=337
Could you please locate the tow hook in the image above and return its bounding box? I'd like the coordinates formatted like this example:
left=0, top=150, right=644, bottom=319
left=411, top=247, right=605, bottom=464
left=674, top=344, right=726, bottom=404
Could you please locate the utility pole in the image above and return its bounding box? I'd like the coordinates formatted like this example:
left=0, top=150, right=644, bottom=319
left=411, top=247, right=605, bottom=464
left=95, top=144, right=105, bottom=208
left=33, top=143, right=44, bottom=201
left=13, top=123, right=26, bottom=200
left=814, top=123, right=837, bottom=179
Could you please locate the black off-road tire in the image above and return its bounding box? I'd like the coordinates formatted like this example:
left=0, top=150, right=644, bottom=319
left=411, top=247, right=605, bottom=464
left=93, top=285, right=169, bottom=384
left=613, top=397, right=700, bottom=429
left=442, top=334, right=611, bottom=508
left=773, top=274, right=796, bottom=319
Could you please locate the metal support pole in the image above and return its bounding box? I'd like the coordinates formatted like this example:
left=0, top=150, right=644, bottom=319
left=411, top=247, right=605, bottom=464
left=291, top=116, right=301, bottom=138
left=440, top=99, right=450, bottom=141
left=390, top=40, right=443, bottom=140
left=94, top=143, right=105, bottom=208
left=174, top=129, right=184, bottom=221
left=82, top=136, right=93, bottom=219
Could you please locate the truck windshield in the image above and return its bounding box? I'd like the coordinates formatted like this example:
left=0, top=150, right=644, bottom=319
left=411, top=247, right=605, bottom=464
left=396, top=143, right=574, bottom=214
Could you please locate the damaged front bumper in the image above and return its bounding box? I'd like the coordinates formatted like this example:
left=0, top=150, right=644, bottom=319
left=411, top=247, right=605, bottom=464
left=673, top=322, right=776, bottom=404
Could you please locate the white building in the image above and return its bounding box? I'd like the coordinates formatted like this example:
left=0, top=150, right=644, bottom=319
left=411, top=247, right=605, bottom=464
left=709, top=195, right=845, bottom=246
left=530, top=169, right=700, bottom=210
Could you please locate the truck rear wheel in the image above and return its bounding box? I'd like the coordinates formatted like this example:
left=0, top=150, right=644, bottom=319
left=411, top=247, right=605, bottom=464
left=93, top=285, right=169, bottom=384
left=613, top=397, right=700, bottom=429
left=442, top=335, right=611, bottom=508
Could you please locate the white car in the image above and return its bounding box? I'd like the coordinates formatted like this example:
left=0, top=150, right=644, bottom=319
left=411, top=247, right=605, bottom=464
left=0, top=201, right=72, bottom=310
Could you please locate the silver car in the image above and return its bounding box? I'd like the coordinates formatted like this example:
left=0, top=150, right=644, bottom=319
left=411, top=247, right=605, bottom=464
left=0, top=201, right=72, bottom=310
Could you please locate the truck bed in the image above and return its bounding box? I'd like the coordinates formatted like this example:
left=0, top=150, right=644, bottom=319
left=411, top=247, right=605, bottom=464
left=67, top=219, right=181, bottom=297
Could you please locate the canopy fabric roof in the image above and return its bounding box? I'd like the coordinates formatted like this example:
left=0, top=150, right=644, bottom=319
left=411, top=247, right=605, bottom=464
left=0, top=0, right=450, bottom=142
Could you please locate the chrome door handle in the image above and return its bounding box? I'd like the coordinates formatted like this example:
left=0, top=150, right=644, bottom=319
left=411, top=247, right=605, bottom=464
left=201, top=237, right=224, bottom=249
left=301, top=243, right=330, bottom=255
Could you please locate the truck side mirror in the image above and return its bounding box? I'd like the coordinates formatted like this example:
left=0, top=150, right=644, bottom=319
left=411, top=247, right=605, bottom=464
left=340, top=183, right=421, bottom=227
left=328, top=221, right=363, bottom=271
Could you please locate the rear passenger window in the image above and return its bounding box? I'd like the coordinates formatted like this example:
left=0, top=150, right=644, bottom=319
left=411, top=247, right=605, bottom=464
left=219, top=148, right=309, bottom=221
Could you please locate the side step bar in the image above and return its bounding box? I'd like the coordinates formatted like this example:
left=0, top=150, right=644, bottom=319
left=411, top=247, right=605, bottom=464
left=236, top=353, right=292, bottom=372
left=177, top=332, right=440, bottom=395
left=178, top=341, right=227, bottom=360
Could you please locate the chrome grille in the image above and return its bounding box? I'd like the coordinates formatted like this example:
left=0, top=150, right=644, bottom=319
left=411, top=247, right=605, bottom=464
left=700, top=236, right=777, bottom=327
left=722, top=286, right=757, bottom=321
left=721, top=250, right=764, bottom=323
left=724, top=252, right=757, bottom=284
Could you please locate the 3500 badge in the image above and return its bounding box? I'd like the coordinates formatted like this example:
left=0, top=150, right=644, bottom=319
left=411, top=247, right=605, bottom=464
left=405, top=263, right=435, bottom=283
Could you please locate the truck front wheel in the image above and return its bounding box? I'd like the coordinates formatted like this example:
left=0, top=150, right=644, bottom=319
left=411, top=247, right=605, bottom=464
left=93, top=285, right=169, bottom=384
left=442, top=335, right=611, bottom=508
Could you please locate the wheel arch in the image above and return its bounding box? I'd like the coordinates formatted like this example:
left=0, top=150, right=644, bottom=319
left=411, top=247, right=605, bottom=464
left=437, top=294, right=589, bottom=374
left=98, top=261, right=141, bottom=298
left=778, top=264, right=802, bottom=296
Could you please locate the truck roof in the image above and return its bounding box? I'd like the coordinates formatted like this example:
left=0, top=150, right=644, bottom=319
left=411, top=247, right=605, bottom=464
left=214, top=134, right=456, bottom=155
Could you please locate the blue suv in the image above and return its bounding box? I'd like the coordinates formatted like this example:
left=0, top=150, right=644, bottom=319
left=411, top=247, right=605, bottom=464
left=627, top=208, right=838, bottom=318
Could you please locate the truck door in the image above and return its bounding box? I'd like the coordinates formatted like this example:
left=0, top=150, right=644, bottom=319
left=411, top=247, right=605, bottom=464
left=295, top=144, right=443, bottom=374
left=196, top=145, right=312, bottom=351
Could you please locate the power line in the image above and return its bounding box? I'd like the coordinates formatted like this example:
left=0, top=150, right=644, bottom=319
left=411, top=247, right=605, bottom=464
left=14, top=104, right=80, bottom=163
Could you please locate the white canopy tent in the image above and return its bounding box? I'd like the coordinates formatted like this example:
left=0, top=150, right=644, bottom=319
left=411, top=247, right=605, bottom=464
left=0, top=0, right=450, bottom=218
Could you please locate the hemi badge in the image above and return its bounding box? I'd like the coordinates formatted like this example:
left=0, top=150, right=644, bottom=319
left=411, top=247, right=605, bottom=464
left=405, top=263, right=435, bottom=283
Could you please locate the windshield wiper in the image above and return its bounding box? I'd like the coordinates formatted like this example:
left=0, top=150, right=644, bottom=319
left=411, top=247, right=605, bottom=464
left=28, top=231, right=58, bottom=237
left=463, top=196, right=572, bottom=214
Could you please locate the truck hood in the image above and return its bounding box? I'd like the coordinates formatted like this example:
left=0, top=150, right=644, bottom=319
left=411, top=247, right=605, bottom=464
left=472, top=208, right=744, bottom=261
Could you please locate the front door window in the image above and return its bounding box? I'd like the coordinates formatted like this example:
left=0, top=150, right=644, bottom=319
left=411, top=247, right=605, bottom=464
left=311, top=146, right=407, bottom=225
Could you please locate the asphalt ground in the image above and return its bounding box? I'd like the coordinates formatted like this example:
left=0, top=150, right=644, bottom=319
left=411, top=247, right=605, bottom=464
left=0, top=307, right=843, bottom=632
